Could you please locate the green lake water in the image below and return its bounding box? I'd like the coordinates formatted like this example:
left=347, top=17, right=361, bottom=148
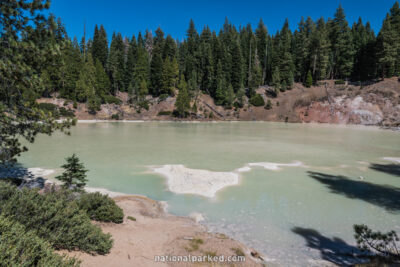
left=19, top=121, right=400, bottom=266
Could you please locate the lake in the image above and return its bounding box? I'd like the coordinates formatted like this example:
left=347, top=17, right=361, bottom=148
left=19, top=121, right=400, bottom=266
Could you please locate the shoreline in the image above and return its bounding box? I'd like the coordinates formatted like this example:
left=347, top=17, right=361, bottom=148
left=65, top=195, right=266, bottom=266
left=76, top=119, right=399, bottom=132
left=0, top=168, right=266, bottom=265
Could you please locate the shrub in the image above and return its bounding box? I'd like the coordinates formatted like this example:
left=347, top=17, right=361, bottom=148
left=335, top=79, right=345, bottom=85
left=157, top=111, right=172, bottom=116
left=73, top=101, right=78, bottom=109
left=77, top=192, right=124, bottom=224
left=305, top=70, right=313, bottom=88
left=139, top=100, right=149, bottom=110
left=102, top=95, right=122, bottom=105
left=127, top=216, right=136, bottom=221
left=110, top=113, right=120, bottom=120
left=265, top=99, right=272, bottom=110
left=59, top=107, right=75, bottom=117
left=158, top=94, right=169, bottom=102
left=37, top=103, right=58, bottom=113
left=0, top=215, right=79, bottom=267
left=249, top=94, right=265, bottom=107
left=0, top=183, right=113, bottom=255
left=233, top=101, right=243, bottom=108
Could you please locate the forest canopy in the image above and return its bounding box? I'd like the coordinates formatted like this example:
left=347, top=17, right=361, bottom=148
left=33, top=2, right=400, bottom=109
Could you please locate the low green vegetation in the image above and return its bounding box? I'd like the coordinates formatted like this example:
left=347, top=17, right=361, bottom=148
left=231, top=247, right=245, bottom=257
left=335, top=79, right=346, bottom=85
left=102, top=95, right=122, bottom=105
left=127, top=216, right=136, bottom=221
left=110, top=113, right=120, bottom=120
left=77, top=192, right=124, bottom=223
left=249, top=94, right=265, bottom=107
left=265, top=99, right=272, bottom=110
left=157, top=110, right=172, bottom=116
left=37, top=103, right=75, bottom=119
left=0, top=215, right=79, bottom=267
left=305, top=70, right=313, bottom=88
left=0, top=183, right=112, bottom=255
left=186, top=238, right=204, bottom=252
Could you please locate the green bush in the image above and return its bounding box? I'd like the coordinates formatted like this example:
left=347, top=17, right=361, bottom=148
left=103, top=95, right=122, bottom=105
left=37, top=103, right=75, bottom=118
left=249, top=94, right=265, bottom=107
left=37, top=102, right=58, bottom=113
left=110, top=113, right=120, bottom=120
left=59, top=107, right=75, bottom=117
left=158, top=94, right=169, bottom=102
left=157, top=111, right=172, bottom=116
left=265, top=99, right=272, bottom=110
left=127, top=216, right=136, bottom=221
left=335, top=79, right=345, bottom=85
left=0, top=215, right=79, bottom=267
left=139, top=100, right=149, bottom=110
left=0, top=183, right=112, bottom=255
left=77, top=192, right=124, bottom=224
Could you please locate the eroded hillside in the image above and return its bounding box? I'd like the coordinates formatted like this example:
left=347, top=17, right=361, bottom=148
left=38, top=78, right=400, bottom=127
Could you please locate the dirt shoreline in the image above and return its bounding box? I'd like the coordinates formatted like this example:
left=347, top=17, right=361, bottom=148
left=65, top=195, right=266, bottom=267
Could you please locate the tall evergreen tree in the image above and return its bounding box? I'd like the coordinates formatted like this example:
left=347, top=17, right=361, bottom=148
left=329, top=5, right=355, bottom=79
left=175, top=75, right=190, bottom=117
left=255, top=19, right=268, bottom=84
left=107, top=32, right=125, bottom=93
left=377, top=15, right=397, bottom=78
left=92, top=25, right=109, bottom=67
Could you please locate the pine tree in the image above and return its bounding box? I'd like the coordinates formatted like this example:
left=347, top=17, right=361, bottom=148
left=310, top=18, right=331, bottom=80
left=305, top=70, right=313, bottom=87
left=377, top=15, right=397, bottom=78
left=329, top=5, right=355, bottom=79
left=134, top=46, right=150, bottom=92
left=214, top=61, right=226, bottom=105
left=225, top=83, right=235, bottom=108
left=94, top=58, right=110, bottom=98
left=231, top=39, right=243, bottom=92
left=255, top=19, right=268, bottom=84
left=278, top=19, right=295, bottom=87
left=150, top=53, right=164, bottom=95
left=389, top=1, right=400, bottom=75
left=124, top=35, right=137, bottom=90
left=60, top=38, right=82, bottom=100
left=161, top=57, right=179, bottom=95
left=55, top=154, right=88, bottom=191
left=175, top=75, right=190, bottom=117
left=107, top=32, right=125, bottom=93
left=272, top=66, right=281, bottom=92
left=75, top=54, right=97, bottom=103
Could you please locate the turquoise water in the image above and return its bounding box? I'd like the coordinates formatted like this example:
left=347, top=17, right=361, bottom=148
left=19, top=122, right=400, bottom=266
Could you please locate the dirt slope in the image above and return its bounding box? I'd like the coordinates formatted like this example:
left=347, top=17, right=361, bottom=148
left=38, top=78, right=400, bottom=127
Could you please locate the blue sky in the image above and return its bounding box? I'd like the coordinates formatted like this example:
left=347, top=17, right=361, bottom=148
left=48, top=0, right=397, bottom=41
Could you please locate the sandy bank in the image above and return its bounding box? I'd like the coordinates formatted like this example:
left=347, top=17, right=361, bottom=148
left=66, top=195, right=264, bottom=267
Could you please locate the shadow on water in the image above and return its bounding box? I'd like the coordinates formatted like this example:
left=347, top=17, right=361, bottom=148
left=292, top=227, right=366, bottom=266
left=0, top=164, right=44, bottom=188
left=369, top=163, right=400, bottom=177
left=308, top=171, right=400, bottom=213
